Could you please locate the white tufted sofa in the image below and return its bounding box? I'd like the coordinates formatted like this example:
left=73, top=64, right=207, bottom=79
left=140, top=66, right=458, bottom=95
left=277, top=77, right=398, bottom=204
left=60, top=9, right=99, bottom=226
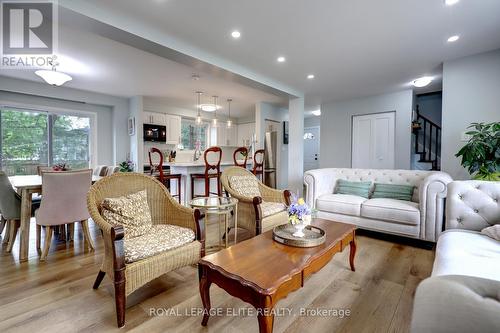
left=304, top=168, right=452, bottom=242
left=411, top=180, right=500, bottom=333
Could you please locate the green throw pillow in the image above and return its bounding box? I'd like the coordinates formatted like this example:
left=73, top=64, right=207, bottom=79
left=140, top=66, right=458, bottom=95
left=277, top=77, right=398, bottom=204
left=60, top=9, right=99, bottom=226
left=371, top=183, right=415, bottom=201
left=335, top=179, right=371, bottom=198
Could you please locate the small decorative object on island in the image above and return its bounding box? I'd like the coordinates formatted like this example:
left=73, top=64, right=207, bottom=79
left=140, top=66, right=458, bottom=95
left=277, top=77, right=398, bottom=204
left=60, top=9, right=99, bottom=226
left=52, top=163, right=69, bottom=171
left=119, top=160, right=134, bottom=172
left=288, top=194, right=312, bottom=237
left=455, top=122, right=499, bottom=181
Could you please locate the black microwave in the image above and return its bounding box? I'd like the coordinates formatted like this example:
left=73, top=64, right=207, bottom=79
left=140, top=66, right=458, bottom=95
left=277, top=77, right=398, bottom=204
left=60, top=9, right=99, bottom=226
left=143, top=124, right=166, bottom=142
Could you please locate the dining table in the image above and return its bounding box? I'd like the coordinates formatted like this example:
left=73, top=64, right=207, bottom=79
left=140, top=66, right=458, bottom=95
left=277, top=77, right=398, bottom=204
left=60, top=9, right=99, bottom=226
left=9, top=174, right=102, bottom=262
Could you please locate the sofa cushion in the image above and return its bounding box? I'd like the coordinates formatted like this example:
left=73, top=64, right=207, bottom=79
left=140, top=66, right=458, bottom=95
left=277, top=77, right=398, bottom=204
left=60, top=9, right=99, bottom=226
left=432, top=230, right=500, bottom=281
left=229, top=175, right=261, bottom=198
left=101, top=190, right=152, bottom=239
left=482, top=224, right=500, bottom=241
left=360, top=198, right=420, bottom=225
left=316, top=194, right=367, bottom=216
left=261, top=202, right=287, bottom=218
left=124, top=224, right=195, bottom=264
left=371, top=183, right=415, bottom=201
left=335, top=179, right=371, bottom=198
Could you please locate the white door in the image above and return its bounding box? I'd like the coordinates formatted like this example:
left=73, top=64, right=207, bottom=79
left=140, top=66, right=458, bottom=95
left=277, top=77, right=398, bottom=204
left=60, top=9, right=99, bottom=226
left=304, top=126, right=320, bottom=171
left=352, top=112, right=395, bottom=169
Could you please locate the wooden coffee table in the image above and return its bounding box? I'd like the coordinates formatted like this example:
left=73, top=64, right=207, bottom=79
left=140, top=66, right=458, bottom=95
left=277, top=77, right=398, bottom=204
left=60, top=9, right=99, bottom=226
left=198, top=218, right=357, bottom=333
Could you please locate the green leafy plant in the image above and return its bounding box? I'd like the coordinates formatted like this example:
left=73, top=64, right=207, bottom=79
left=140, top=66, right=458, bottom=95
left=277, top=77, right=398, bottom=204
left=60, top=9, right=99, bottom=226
left=119, top=160, right=134, bottom=172
left=455, top=122, right=500, bottom=181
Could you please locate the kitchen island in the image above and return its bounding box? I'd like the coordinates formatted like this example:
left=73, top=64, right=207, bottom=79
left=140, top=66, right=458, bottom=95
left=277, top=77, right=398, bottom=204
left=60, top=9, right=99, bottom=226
left=162, top=160, right=252, bottom=205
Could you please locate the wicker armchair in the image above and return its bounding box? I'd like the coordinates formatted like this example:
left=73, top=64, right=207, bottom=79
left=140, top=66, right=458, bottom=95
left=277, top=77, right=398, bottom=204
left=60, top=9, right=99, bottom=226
left=87, top=173, right=204, bottom=327
left=221, top=166, right=291, bottom=236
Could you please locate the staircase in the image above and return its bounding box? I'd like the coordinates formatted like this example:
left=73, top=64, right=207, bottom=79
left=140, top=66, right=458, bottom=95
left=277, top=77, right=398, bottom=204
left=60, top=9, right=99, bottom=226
left=412, top=107, right=441, bottom=171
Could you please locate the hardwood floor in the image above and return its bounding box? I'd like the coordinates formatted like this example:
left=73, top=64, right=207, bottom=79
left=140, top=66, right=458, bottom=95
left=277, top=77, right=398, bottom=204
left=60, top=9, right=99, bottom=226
left=0, top=219, right=434, bottom=333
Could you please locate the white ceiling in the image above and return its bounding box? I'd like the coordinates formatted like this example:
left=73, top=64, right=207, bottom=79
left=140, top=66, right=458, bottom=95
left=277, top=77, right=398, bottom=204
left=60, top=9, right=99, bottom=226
left=79, top=0, right=500, bottom=109
left=0, top=25, right=286, bottom=118
left=2, top=0, right=500, bottom=118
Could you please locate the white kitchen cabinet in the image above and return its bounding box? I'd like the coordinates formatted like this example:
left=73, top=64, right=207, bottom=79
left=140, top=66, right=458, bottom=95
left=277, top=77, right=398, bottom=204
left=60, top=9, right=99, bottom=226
left=166, top=114, right=181, bottom=145
left=143, top=111, right=166, bottom=125
left=237, top=122, right=255, bottom=146
left=214, top=126, right=238, bottom=146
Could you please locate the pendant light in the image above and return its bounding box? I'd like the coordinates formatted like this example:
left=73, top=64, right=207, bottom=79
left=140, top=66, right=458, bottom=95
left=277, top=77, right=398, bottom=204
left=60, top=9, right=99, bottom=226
left=195, top=91, right=203, bottom=125
left=226, top=99, right=233, bottom=128
left=212, top=96, right=218, bottom=127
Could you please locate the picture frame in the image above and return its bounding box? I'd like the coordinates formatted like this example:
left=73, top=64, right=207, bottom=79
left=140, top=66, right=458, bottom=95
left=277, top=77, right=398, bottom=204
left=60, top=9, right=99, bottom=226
left=128, top=117, right=135, bottom=136
left=283, top=121, right=289, bottom=144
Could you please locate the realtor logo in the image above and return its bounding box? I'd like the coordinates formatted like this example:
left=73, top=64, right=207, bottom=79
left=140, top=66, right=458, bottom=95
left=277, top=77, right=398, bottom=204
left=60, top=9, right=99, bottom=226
left=1, top=0, right=57, bottom=68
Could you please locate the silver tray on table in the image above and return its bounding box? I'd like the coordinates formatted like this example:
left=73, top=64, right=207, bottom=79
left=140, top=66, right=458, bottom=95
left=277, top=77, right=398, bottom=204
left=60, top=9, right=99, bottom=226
left=272, top=224, right=326, bottom=248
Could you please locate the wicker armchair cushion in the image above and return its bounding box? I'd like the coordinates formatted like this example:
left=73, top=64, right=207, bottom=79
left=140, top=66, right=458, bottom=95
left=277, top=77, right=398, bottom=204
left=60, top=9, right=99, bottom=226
left=261, top=202, right=287, bottom=218
left=101, top=190, right=152, bottom=239
left=229, top=175, right=261, bottom=197
left=124, top=224, right=195, bottom=263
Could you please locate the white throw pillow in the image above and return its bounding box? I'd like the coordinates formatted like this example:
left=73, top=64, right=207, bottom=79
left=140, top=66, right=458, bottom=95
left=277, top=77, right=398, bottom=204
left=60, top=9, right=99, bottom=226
left=481, top=225, right=500, bottom=241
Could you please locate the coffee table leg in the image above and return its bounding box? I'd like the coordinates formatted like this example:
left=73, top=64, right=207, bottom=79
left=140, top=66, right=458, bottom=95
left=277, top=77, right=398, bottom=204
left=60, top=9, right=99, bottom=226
left=199, top=266, right=212, bottom=326
left=257, top=312, right=274, bottom=333
left=349, top=233, right=356, bottom=272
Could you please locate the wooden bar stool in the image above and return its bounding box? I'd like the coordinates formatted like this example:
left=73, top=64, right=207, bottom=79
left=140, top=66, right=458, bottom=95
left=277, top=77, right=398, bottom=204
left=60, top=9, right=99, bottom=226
left=148, top=148, right=182, bottom=203
left=191, top=147, right=222, bottom=199
left=233, top=147, right=248, bottom=168
left=252, top=149, right=265, bottom=182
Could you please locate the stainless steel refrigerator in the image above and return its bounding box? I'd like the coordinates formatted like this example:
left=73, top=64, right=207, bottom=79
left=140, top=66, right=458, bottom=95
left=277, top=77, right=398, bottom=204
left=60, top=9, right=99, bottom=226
left=264, top=131, right=277, bottom=188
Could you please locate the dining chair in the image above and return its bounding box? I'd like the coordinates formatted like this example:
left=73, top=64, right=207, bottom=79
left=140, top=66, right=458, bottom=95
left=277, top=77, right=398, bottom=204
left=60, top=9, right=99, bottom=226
left=191, top=146, right=222, bottom=199
left=35, top=169, right=94, bottom=261
left=37, top=165, right=53, bottom=176
left=252, top=149, right=265, bottom=182
left=233, top=147, right=248, bottom=168
left=148, top=147, right=182, bottom=203
left=105, top=166, right=120, bottom=176
left=0, top=171, right=21, bottom=252
left=93, top=165, right=108, bottom=177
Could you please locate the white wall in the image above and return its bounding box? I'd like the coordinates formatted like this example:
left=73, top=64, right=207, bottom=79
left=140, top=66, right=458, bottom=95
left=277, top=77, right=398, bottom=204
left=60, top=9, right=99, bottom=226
left=442, top=49, right=500, bottom=180
left=304, top=116, right=321, bottom=128
left=0, top=77, right=129, bottom=166
left=320, top=90, right=413, bottom=169
left=255, top=102, right=289, bottom=189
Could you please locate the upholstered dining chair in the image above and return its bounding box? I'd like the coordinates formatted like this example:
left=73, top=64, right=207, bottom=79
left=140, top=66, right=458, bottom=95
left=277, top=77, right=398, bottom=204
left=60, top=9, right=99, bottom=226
left=87, top=173, right=204, bottom=328
left=35, top=169, right=94, bottom=261
left=221, top=166, right=291, bottom=236
left=0, top=171, right=21, bottom=252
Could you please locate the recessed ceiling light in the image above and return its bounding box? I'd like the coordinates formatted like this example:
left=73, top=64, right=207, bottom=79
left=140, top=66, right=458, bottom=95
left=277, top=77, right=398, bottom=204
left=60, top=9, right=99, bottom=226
left=445, top=0, right=459, bottom=6
left=277, top=56, right=286, bottom=63
left=231, top=30, right=241, bottom=39
left=307, top=74, right=315, bottom=79
left=447, top=35, right=460, bottom=43
left=312, top=110, right=321, bottom=116
left=412, top=76, right=433, bottom=88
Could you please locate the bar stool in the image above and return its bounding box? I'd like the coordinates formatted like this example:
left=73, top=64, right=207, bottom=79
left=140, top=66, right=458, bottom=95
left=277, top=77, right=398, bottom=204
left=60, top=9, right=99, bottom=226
left=233, top=147, right=248, bottom=168
left=191, top=147, right=222, bottom=199
left=148, top=148, right=182, bottom=203
left=252, top=149, right=265, bottom=182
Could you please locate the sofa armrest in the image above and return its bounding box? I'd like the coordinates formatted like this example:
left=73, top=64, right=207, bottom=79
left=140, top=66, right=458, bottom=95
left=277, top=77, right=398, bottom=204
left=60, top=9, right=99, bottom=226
left=418, top=172, right=452, bottom=242
left=304, top=169, right=337, bottom=208
left=411, top=275, right=500, bottom=333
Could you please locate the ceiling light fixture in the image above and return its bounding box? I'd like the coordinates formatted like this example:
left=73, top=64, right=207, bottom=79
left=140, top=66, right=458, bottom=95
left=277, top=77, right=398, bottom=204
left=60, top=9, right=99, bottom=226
left=447, top=35, right=460, bottom=42
left=231, top=30, right=241, bottom=39
left=312, top=110, right=321, bottom=116
left=200, top=104, right=218, bottom=112
left=307, top=74, right=315, bottom=79
left=34, top=55, right=72, bottom=86
left=277, top=56, right=286, bottom=63
left=195, top=91, right=203, bottom=125
left=412, top=76, right=433, bottom=88
left=226, top=99, right=233, bottom=128
left=212, top=96, right=219, bottom=127
left=444, top=0, right=459, bottom=6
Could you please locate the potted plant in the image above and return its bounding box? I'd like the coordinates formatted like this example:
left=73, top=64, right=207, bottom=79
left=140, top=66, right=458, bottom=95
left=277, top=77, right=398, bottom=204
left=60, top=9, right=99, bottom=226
left=455, top=122, right=499, bottom=181
left=119, top=160, right=134, bottom=172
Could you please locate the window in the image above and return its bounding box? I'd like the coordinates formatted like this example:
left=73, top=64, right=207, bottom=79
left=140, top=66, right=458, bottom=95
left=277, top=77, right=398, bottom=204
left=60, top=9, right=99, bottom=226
left=0, top=107, right=93, bottom=175
left=180, top=118, right=209, bottom=151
